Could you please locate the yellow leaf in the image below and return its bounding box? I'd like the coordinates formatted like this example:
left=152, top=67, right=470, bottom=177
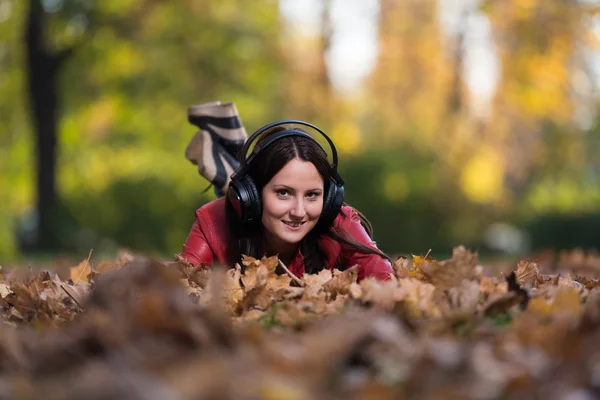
left=551, top=287, right=582, bottom=316
left=70, top=259, right=92, bottom=284
left=412, top=249, right=433, bottom=268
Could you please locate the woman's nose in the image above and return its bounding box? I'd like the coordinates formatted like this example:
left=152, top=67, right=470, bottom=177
left=290, top=199, right=306, bottom=218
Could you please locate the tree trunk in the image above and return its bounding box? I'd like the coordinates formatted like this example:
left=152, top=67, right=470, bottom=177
left=25, top=0, right=68, bottom=251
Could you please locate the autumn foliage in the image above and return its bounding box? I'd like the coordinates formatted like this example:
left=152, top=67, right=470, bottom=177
left=2, top=246, right=600, bottom=398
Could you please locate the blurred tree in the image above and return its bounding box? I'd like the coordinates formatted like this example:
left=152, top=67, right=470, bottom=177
left=4, top=0, right=286, bottom=257
left=483, top=0, right=594, bottom=205
left=282, top=0, right=334, bottom=124
left=365, top=0, right=454, bottom=149
left=356, top=0, right=486, bottom=251
left=25, top=0, right=81, bottom=251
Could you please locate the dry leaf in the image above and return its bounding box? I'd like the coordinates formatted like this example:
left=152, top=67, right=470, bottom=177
left=356, top=278, right=406, bottom=310
left=0, top=283, right=11, bottom=298
left=70, top=259, right=92, bottom=284
left=479, top=275, right=507, bottom=297
left=224, top=266, right=244, bottom=311
left=400, top=278, right=440, bottom=317
left=437, top=279, right=480, bottom=316
left=420, top=246, right=480, bottom=288
left=515, top=260, right=542, bottom=288
left=5, top=247, right=600, bottom=398
left=302, top=269, right=333, bottom=299
left=482, top=292, right=521, bottom=317
left=323, top=265, right=359, bottom=297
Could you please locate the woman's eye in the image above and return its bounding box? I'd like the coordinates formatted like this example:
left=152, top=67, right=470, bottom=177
left=306, top=192, right=319, bottom=199
left=276, top=189, right=289, bottom=197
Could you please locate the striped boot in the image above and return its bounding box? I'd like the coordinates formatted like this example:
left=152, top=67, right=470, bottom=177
left=185, top=101, right=247, bottom=197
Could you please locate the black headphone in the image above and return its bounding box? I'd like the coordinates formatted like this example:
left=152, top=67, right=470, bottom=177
left=227, top=119, right=345, bottom=227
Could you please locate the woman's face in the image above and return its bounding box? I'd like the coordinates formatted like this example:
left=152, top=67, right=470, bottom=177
left=261, top=157, right=325, bottom=252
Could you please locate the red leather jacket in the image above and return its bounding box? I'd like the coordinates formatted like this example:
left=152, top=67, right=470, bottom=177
left=178, top=197, right=393, bottom=281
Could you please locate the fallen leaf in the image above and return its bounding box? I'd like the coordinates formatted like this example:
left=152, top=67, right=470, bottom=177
left=515, top=260, right=542, bottom=288
left=0, top=283, right=11, bottom=298
left=70, top=259, right=92, bottom=284
left=224, top=266, right=244, bottom=312
left=356, top=278, right=406, bottom=310
left=400, top=278, right=440, bottom=317
left=323, top=265, right=359, bottom=297
left=302, top=269, right=333, bottom=299
left=420, top=246, right=480, bottom=288
left=437, top=279, right=480, bottom=316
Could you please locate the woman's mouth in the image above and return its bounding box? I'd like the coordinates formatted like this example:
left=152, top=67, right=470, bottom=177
left=282, top=221, right=305, bottom=230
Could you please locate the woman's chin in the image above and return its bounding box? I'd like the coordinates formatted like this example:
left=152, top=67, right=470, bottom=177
left=276, top=231, right=305, bottom=244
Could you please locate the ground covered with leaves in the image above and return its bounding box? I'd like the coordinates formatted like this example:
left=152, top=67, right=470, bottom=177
left=2, top=246, right=600, bottom=399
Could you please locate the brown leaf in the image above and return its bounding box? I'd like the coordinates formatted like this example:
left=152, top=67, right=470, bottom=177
left=224, top=266, right=244, bottom=311
left=261, top=255, right=280, bottom=273
left=420, top=246, right=480, bottom=288
left=266, top=274, right=293, bottom=293
left=400, top=278, right=440, bottom=317
left=437, top=279, right=480, bottom=316
left=573, top=275, right=600, bottom=291
left=482, top=292, right=521, bottom=317
left=355, top=278, right=406, bottom=310
left=479, top=276, right=507, bottom=297
left=96, top=260, right=121, bottom=274
left=581, top=288, right=600, bottom=329
left=241, top=261, right=269, bottom=292
left=242, top=286, right=274, bottom=311
left=323, top=265, right=359, bottom=297
left=302, top=269, right=333, bottom=299
left=393, top=256, right=412, bottom=279
left=515, top=259, right=542, bottom=288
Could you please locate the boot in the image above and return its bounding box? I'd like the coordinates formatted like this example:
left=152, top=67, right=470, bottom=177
left=185, top=101, right=247, bottom=197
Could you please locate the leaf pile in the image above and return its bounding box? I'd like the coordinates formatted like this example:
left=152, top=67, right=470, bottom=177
left=2, top=246, right=600, bottom=399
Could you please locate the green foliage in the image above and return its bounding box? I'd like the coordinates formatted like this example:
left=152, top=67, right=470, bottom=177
left=2, top=0, right=600, bottom=261
left=0, top=0, right=286, bottom=260
left=487, top=311, right=513, bottom=327
left=258, top=303, right=282, bottom=330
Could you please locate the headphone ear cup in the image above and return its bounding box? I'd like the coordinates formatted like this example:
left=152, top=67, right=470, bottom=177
left=244, top=175, right=262, bottom=223
left=321, top=178, right=344, bottom=226
left=227, top=174, right=262, bottom=224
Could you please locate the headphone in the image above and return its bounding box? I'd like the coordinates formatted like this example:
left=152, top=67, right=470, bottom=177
left=227, top=120, right=345, bottom=227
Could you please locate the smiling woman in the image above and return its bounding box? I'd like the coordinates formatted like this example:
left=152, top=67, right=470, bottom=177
left=178, top=120, right=393, bottom=281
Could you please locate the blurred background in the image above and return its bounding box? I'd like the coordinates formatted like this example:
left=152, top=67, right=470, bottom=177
left=3, top=0, right=600, bottom=263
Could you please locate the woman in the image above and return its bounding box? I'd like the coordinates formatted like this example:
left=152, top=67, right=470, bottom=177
left=178, top=120, right=393, bottom=281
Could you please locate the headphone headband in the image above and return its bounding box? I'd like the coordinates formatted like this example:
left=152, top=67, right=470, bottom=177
left=231, top=120, right=342, bottom=184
